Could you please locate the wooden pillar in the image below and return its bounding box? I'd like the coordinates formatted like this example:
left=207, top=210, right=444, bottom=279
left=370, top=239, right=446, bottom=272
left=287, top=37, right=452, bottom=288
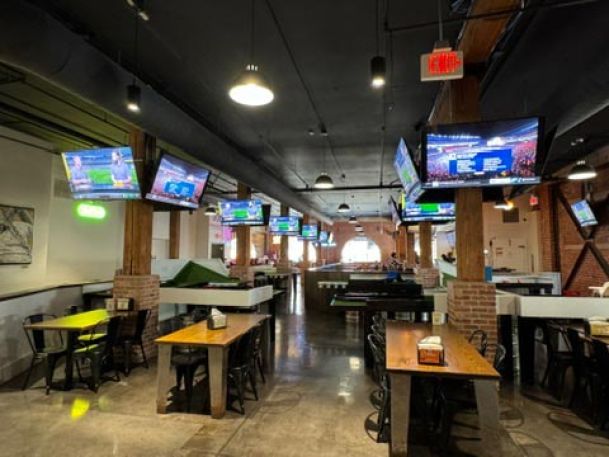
left=169, top=210, right=180, bottom=259
left=279, top=204, right=289, bottom=263
left=396, top=226, right=407, bottom=261
left=456, top=188, right=485, bottom=281
left=406, top=232, right=416, bottom=266
left=235, top=182, right=251, bottom=266
left=302, top=214, right=310, bottom=268
left=122, top=129, right=154, bottom=275
left=419, top=222, right=433, bottom=269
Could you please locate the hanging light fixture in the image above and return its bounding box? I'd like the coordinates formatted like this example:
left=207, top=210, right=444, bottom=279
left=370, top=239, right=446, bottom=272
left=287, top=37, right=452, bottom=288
left=314, top=173, right=334, bottom=189
left=338, top=202, right=350, bottom=213
left=355, top=225, right=364, bottom=232
left=568, top=160, right=597, bottom=181
left=494, top=199, right=514, bottom=211
left=348, top=215, right=357, bottom=224
left=370, top=0, right=386, bottom=89
left=126, top=9, right=142, bottom=113
left=229, top=0, right=274, bottom=107
left=204, top=204, right=217, bottom=216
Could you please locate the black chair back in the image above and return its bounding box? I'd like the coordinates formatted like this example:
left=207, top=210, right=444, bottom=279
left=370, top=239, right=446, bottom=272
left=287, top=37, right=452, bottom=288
left=367, top=333, right=386, bottom=382
left=104, top=316, right=122, bottom=353
left=566, top=328, right=587, bottom=376
left=134, top=309, right=150, bottom=340
left=592, top=340, right=609, bottom=379
left=546, top=322, right=570, bottom=355
left=23, top=314, right=59, bottom=354
left=468, top=329, right=489, bottom=356
left=230, top=331, right=256, bottom=368
left=489, top=343, right=507, bottom=373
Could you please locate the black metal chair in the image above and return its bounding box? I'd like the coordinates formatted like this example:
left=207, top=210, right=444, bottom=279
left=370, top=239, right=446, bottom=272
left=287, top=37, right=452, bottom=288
left=541, top=322, right=573, bottom=399
left=591, top=340, right=609, bottom=429
left=22, top=314, right=66, bottom=394
left=566, top=328, right=595, bottom=408
left=468, top=329, right=489, bottom=356
left=366, top=332, right=390, bottom=443
left=117, top=308, right=150, bottom=376
left=173, top=347, right=208, bottom=412
left=228, top=330, right=258, bottom=414
left=73, top=316, right=122, bottom=392
left=250, top=323, right=266, bottom=384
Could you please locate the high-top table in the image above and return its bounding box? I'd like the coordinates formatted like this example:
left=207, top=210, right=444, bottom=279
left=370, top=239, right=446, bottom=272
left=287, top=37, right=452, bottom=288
left=386, top=322, right=500, bottom=457
left=155, top=313, right=271, bottom=418
left=24, top=309, right=111, bottom=390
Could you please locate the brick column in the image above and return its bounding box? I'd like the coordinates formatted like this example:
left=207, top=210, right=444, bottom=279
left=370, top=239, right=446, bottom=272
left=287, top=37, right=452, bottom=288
left=113, top=274, right=160, bottom=360
left=415, top=267, right=440, bottom=288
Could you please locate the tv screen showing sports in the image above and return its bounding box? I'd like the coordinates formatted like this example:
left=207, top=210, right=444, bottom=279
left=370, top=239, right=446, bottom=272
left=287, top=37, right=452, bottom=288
left=146, top=153, right=210, bottom=209
left=422, top=117, right=542, bottom=188
left=220, top=199, right=264, bottom=226
left=269, top=216, right=300, bottom=235
left=403, top=202, right=455, bottom=222
left=394, top=138, right=424, bottom=201
left=390, top=197, right=401, bottom=226
left=571, top=200, right=598, bottom=227
left=301, top=224, right=319, bottom=240
left=62, top=147, right=141, bottom=200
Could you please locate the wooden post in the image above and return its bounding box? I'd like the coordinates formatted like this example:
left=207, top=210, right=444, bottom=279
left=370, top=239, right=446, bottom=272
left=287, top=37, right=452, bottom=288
left=279, top=204, right=289, bottom=263
left=316, top=223, right=323, bottom=266
left=406, top=232, right=416, bottom=267
left=302, top=214, right=310, bottom=268
left=235, top=182, right=251, bottom=266
left=169, top=210, right=180, bottom=259
left=456, top=187, right=485, bottom=282
left=419, top=222, right=433, bottom=269
left=396, top=226, right=407, bottom=261
left=122, top=129, right=154, bottom=275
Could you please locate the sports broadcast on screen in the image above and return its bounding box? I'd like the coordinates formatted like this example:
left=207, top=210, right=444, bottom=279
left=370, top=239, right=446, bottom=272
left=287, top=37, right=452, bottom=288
left=402, top=202, right=455, bottom=222
left=422, top=117, right=541, bottom=188
left=269, top=216, right=300, bottom=235
left=146, top=154, right=210, bottom=209
left=62, top=147, right=141, bottom=200
left=394, top=138, right=424, bottom=202
left=220, top=199, right=265, bottom=226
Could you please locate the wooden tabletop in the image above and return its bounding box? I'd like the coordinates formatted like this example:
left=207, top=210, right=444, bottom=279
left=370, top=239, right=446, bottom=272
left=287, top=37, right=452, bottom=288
left=155, top=313, right=269, bottom=347
left=24, top=309, right=110, bottom=331
left=386, top=322, right=500, bottom=380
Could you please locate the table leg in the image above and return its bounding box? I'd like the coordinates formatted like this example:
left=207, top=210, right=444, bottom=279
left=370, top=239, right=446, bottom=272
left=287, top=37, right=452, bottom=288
left=156, top=345, right=173, bottom=414
left=63, top=332, right=76, bottom=390
left=389, top=372, right=411, bottom=457
left=262, top=318, right=274, bottom=374
left=208, top=346, right=229, bottom=419
left=474, top=379, right=501, bottom=456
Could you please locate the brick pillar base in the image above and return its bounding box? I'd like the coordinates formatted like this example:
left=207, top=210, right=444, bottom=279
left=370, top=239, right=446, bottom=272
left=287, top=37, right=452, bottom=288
left=415, top=267, right=440, bottom=288
left=113, top=274, right=160, bottom=361
left=447, top=280, right=497, bottom=362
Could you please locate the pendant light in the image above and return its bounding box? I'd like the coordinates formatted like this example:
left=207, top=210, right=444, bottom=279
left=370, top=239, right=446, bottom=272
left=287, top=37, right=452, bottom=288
left=204, top=204, right=217, bottom=216
left=370, top=0, right=386, bottom=89
left=568, top=160, right=597, bottom=181
left=348, top=215, right=358, bottom=224
left=314, top=173, right=334, bottom=189
left=126, top=10, right=142, bottom=113
left=229, top=0, right=274, bottom=106
left=338, top=202, right=350, bottom=213
left=494, top=199, right=514, bottom=211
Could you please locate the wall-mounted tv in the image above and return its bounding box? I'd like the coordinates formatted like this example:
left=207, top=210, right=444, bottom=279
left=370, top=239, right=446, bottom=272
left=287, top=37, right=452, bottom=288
left=389, top=197, right=402, bottom=226
left=220, top=199, right=265, bottom=226
left=421, top=117, right=542, bottom=189
left=571, top=200, right=598, bottom=227
left=300, top=224, right=319, bottom=240
left=145, top=153, right=210, bottom=209
left=269, top=216, right=301, bottom=235
left=62, top=147, right=141, bottom=200
left=403, top=202, right=455, bottom=222
left=394, top=138, right=425, bottom=202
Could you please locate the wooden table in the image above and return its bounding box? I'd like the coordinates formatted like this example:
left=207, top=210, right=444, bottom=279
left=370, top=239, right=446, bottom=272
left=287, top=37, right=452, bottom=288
left=24, top=309, right=111, bottom=390
left=386, top=322, right=500, bottom=457
left=155, top=313, right=270, bottom=418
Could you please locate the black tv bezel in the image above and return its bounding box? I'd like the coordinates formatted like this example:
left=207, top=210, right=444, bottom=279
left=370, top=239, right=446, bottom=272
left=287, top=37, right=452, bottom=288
left=394, top=138, right=423, bottom=200
left=389, top=196, right=402, bottom=226
left=145, top=152, right=211, bottom=210
left=268, top=215, right=302, bottom=235
left=220, top=199, right=268, bottom=227
left=420, top=116, right=544, bottom=190
left=62, top=146, right=143, bottom=201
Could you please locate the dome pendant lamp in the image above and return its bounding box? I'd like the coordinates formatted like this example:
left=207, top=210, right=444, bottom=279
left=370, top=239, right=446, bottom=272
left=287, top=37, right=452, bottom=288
left=229, top=0, right=274, bottom=107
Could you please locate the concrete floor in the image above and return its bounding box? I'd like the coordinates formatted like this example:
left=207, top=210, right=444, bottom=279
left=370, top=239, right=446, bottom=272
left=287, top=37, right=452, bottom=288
left=2, top=287, right=609, bottom=456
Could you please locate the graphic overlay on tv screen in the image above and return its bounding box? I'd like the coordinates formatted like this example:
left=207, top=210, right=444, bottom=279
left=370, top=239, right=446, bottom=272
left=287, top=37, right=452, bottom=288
left=390, top=197, right=402, bottom=226
left=146, top=154, right=210, bottom=209
left=301, top=224, right=319, bottom=240
left=62, top=147, right=141, bottom=200
left=269, top=216, right=300, bottom=235
left=220, top=200, right=264, bottom=226
left=394, top=138, right=424, bottom=202
left=403, top=202, right=455, bottom=222
left=571, top=200, right=598, bottom=227
left=422, top=117, right=541, bottom=188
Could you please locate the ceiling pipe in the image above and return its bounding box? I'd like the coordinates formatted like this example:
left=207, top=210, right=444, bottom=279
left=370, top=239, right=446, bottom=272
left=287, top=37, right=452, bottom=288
left=0, top=0, right=332, bottom=225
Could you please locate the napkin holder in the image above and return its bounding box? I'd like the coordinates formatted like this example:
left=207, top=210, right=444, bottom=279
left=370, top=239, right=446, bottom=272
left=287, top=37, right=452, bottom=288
left=417, top=336, right=444, bottom=365
left=207, top=308, right=227, bottom=330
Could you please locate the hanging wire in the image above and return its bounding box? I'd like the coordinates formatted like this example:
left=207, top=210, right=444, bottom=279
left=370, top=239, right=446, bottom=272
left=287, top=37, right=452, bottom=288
left=133, top=10, right=139, bottom=83
left=250, top=0, right=256, bottom=63
left=375, top=0, right=380, bottom=55
left=437, top=0, right=444, bottom=42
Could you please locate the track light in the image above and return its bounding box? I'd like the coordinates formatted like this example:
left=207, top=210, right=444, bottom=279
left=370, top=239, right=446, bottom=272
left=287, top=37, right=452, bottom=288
left=204, top=205, right=217, bottom=216
left=319, top=123, right=329, bottom=136
left=348, top=216, right=357, bottom=224
left=370, top=56, right=386, bottom=88
left=126, top=83, right=141, bottom=112
left=568, top=160, right=597, bottom=181
left=314, top=173, right=334, bottom=189
left=494, top=199, right=514, bottom=211
left=338, top=202, right=350, bottom=213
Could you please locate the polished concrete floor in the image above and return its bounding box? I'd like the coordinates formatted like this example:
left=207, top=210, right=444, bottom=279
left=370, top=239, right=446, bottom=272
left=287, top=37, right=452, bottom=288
left=2, top=287, right=609, bottom=456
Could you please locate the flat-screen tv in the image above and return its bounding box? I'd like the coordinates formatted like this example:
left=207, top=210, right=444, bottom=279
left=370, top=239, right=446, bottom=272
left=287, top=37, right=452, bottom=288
left=146, top=153, right=210, bottom=209
left=394, top=138, right=424, bottom=201
left=389, top=197, right=402, bottom=226
left=571, top=200, right=598, bottom=227
left=403, top=202, right=455, bottom=222
left=220, top=199, right=265, bottom=226
left=421, top=117, right=542, bottom=189
left=269, top=216, right=300, bottom=235
left=301, top=224, right=319, bottom=240
left=61, top=147, right=141, bottom=200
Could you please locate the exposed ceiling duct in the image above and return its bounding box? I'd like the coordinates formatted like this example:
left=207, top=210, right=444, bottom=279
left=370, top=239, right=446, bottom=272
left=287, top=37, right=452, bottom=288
left=0, top=0, right=332, bottom=224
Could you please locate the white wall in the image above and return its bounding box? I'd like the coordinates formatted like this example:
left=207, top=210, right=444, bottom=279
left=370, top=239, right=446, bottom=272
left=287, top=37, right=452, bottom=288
left=152, top=210, right=211, bottom=260
left=152, top=211, right=170, bottom=259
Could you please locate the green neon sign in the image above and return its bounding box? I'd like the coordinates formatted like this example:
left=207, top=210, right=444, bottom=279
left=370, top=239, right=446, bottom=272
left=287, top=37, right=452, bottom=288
left=76, top=202, right=107, bottom=220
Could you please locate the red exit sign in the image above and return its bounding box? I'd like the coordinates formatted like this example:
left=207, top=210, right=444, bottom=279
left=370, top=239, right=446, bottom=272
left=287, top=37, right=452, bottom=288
left=420, top=49, right=464, bottom=82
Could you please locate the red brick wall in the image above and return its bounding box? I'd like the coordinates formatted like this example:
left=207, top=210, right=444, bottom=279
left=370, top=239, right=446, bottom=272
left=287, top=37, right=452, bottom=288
left=322, top=219, right=396, bottom=264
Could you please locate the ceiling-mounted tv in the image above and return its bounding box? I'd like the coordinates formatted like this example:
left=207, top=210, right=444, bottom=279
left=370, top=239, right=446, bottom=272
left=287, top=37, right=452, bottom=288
left=269, top=216, right=301, bottom=235
left=403, top=202, right=455, bottom=222
left=220, top=199, right=266, bottom=226
left=571, top=200, right=598, bottom=227
left=146, top=153, right=210, bottom=209
left=61, top=147, right=141, bottom=200
left=421, top=117, right=542, bottom=189
left=300, top=224, right=319, bottom=241
left=389, top=197, right=402, bottom=226
left=394, top=138, right=425, bottom=202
